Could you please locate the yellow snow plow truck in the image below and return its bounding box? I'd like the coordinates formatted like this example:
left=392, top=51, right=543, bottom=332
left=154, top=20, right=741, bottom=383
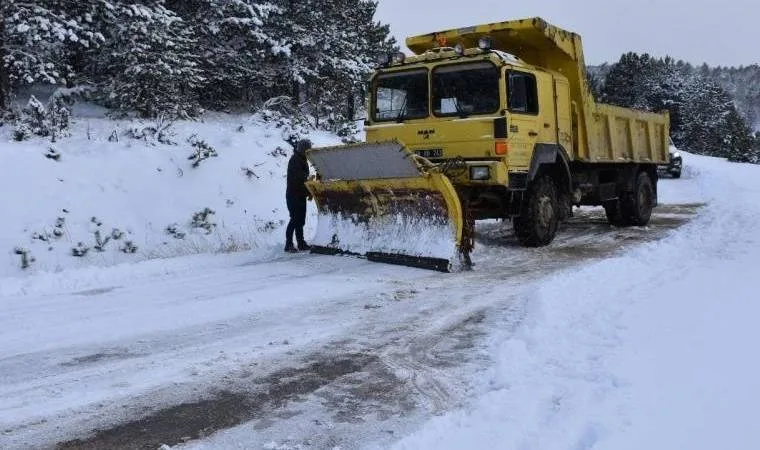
left=306, top=17, right=670, bottom=272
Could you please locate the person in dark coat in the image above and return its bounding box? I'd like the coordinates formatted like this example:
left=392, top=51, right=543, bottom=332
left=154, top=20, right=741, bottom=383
left=285, top=139, right=312, bottom=252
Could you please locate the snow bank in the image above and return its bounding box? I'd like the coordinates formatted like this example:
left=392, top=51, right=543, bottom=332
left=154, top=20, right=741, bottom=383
left=392, top=153, right=760, bottom=450
left=0, top=111, right=340, bottom=282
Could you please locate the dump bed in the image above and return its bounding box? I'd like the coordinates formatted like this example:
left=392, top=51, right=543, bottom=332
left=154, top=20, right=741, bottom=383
left=406, top=18, right=670, bottom=164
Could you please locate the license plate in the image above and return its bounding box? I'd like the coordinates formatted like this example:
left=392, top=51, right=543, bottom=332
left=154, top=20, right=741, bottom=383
left=414, top=148, right=443, bottom=158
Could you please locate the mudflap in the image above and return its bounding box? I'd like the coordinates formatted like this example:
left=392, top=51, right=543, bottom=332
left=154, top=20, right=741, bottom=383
left=305, top=141, right=471, bottom=272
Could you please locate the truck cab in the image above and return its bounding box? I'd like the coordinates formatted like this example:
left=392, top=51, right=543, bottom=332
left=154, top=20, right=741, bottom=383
left=365, top=43, right=573, bottom=221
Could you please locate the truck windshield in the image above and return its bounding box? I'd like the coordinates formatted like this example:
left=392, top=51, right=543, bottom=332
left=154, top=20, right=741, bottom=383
left=373, top=69, right=429, bottom=122
left=432, top=62, right=500, bottom=117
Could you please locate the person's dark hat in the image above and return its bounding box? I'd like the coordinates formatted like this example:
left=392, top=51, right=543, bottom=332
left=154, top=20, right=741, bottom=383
left=294, top=139, right=312, bottom=155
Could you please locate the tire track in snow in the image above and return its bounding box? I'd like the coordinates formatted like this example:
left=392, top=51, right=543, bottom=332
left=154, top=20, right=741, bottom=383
left=4, top=205, right=699, bottom=449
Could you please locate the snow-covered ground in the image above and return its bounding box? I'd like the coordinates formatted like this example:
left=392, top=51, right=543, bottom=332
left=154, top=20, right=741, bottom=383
left=391, top=156, right=760, bottom=450
left=0, top=108, right=338, bottom=285
left=2, top=115, right=759, bottom=450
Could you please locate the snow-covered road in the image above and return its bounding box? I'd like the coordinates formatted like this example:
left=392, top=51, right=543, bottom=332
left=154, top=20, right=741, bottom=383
left=3, top=154, right=755, bottom=450
left=391, top=156, right=760, bottom=450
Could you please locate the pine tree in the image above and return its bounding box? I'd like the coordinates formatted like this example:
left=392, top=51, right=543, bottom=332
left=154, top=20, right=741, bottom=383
left=2, top=0, right=396, bottom=125
left=586, top=70, right=604, bottom=100
left=678, top=75, right=749, bottom=158
left=1, top=5, right=8, bottom=109
left=1, top=0, right=102, bottom=90
left=93, top=2, right=204, bottom=118
left=267, top=0, right=395, bottom=129
left=723, top=108, right=755, bottom=162
left=166, top=0, right=283, bottom=109
left=317, top=0, right=396, bottom=128
left=709, top=64, right=760, bottom=131
left=600, top=53, right=654, bottom=109
left=752, top=133, right=760, bottom=164
left=600, top=53, right=755, bottom=161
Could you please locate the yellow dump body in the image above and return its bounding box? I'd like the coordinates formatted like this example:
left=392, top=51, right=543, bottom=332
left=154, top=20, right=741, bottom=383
left=405, top=17, right=670, bottom=164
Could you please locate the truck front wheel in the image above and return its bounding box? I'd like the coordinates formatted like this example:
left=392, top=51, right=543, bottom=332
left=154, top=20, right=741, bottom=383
left=514, top=175, right=559, bottom=247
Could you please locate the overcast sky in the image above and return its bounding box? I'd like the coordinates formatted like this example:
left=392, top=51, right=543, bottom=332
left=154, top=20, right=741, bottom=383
left=374, top=0, right=758, bottom=67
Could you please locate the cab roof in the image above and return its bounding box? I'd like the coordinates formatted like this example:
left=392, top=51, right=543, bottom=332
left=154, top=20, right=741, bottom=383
left=381, top=48, right=532, bottom=72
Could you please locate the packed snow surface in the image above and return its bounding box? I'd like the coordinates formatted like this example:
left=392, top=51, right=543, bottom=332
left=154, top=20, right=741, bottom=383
left=391, top=156, right=760, bottom=450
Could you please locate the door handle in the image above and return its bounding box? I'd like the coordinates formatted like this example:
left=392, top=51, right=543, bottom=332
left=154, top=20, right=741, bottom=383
left=528, top=131, right=539, bottom=137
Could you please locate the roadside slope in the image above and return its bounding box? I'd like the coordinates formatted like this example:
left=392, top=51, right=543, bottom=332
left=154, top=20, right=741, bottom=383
left=0, top=112, right=338, bottom=282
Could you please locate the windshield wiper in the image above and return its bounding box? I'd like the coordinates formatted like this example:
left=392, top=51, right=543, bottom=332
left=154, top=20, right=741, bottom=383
left=396, top=95, right=408, bottom=123
left=453, top=98, right=469, bottom=119
left=438, top=82, right=468, bottom=118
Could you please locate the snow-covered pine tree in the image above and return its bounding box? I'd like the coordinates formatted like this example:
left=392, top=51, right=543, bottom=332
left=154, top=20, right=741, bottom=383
left=644, top=57, right=689, bottom=139
left=1, top=6, right=7, bottom=109
left=264, top=0, right=325, bottom=109
left=594, top=57, right=760, bottom=134
left=678, top=74, right=747, bottom=158
left=94, top=1, right=203, bottom=118
left=602, top=54, right=681, bottom=141
left=600, top=53, right=755, bottom=161
left=723, top=108, right=755, bottom=163
left=300, top=0, right=366, bottom=128
left=56, top=0, right=113, bottom=85
left=1, top=0, right=394, bottom=125
left=752, top=133, right=760, bottom=164
left=267, top=0, right=395, bottom=130
left=1, top=0, right=103, bottom=99
left=710, top=64, right=760, bottom=131
left=600, top=53, right=655, bottom=110
left=166, top=0, right=283, bottom=110
left=585, top=70, right=604, bottom=100
left=317, top=0, right=396, bottom=130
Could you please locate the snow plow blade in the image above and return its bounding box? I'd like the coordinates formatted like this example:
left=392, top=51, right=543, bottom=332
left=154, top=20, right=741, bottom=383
left=305, top=141, right=469, bottom=272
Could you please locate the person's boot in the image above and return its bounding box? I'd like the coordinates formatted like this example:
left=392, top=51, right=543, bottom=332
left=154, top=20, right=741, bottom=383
left=295, top=227, right=310, bottom=251
left=284, top=242, right=298, bottom=253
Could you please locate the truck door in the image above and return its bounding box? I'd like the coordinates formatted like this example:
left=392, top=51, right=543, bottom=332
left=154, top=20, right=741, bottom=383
left=553, top=77, right=574, bottom=158
left=505, top=69, right=540, bottom=169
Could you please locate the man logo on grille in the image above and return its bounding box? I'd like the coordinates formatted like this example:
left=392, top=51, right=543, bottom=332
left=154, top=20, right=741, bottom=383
left=417, top=129, right=436, bottom=140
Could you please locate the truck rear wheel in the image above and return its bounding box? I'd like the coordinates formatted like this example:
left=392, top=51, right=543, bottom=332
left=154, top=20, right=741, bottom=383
left=514, top=175, right=559, bottom=247
left=621, top=171, right=654, bottom=226
left=603, top=200, right=625, bottom=226
left=604, top=171, right=654, bottom=227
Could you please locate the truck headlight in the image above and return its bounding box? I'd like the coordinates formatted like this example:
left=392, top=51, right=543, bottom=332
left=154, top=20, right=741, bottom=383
left=478, top=37, right=493, bottom=51
left=470, top=166, right=491, bottom=181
